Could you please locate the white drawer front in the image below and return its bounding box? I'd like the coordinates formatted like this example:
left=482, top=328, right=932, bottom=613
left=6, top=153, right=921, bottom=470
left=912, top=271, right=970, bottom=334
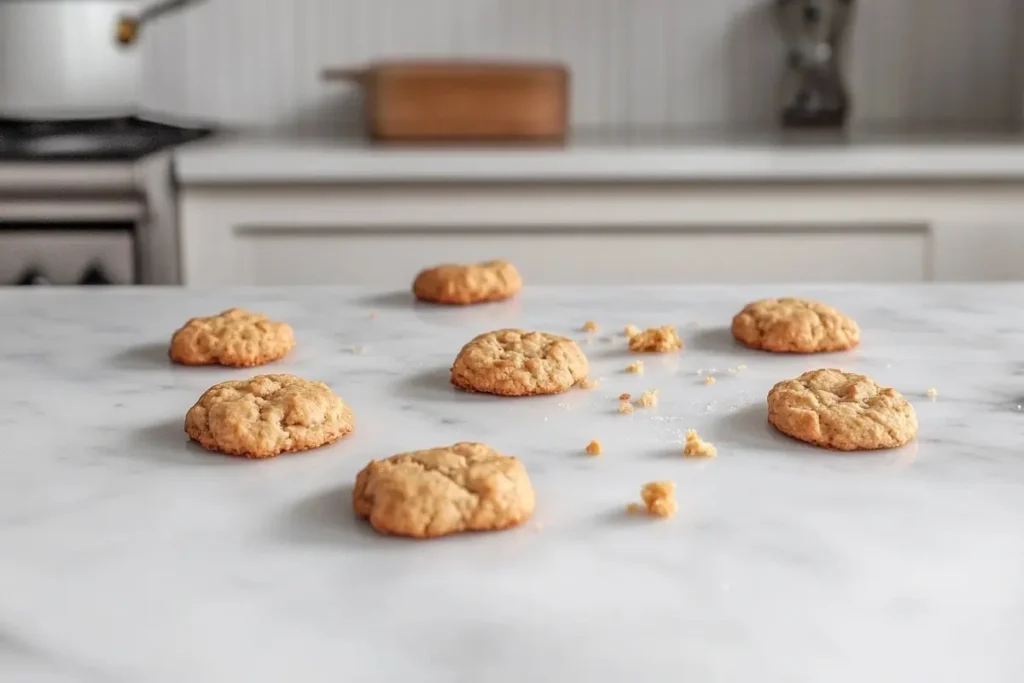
left=233, top=227, right=928, bottom=286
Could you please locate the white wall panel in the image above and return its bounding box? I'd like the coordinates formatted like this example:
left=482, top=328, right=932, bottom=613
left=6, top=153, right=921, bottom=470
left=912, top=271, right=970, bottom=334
left=141, top=0, right=1022, bottom=133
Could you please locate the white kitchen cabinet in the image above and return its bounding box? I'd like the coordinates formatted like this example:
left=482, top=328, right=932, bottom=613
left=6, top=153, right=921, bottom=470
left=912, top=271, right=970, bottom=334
left=179, top=183, right=1024, bottom=286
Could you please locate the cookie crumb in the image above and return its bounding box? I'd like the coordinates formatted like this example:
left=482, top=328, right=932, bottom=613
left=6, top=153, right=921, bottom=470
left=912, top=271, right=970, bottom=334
left=683, top=429, right=717, bottom=458
left=925, top=388, right=938, bottom=399
left=619, top=392, right=631, bottom=400
left=628, top=325, right=683, bottom=353
left=635, top=389, right=659, bottom=408
left=626, top=361, right=644, bottom=374
left=580, top=377, right=599, bottom=390
left=582, top=320, right=599, bottom=333
left=533, top=522, right=545, bottom=531
left=582, top=336, right=593, bottom=345
left=704, top=376, right=716, bottom=385
left=737, top=364, right=747, bottom=371
left=352, top=345, right=367, bottom=355
left=618, top=401, right=634, bottom=414
left=635, top=481, right=677, bottom=518
left=585, top=440, right=603, bottom=456
left=727, top=367, right=738, bottom=374
left=624, top=324, right=641, bottom=338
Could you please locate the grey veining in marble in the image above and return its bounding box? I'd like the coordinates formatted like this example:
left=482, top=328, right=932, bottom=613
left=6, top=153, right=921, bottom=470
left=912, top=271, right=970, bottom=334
left=1, top=285, right=1023, bottom=683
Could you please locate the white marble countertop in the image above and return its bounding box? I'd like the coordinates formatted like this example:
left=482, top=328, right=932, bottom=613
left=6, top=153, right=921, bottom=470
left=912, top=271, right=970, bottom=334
left=174, top=127, right=1024, bottom=185
left=2, top=285, right=1023, bottom=683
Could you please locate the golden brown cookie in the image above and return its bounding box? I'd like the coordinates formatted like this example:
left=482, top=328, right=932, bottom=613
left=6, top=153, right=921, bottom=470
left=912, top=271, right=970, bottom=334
left=450, top=328, right=589, bottom=396
left=731, top=298, right=859, bottom=353
left=353, top=442, right=535, bottom=538
left=628, top=325, right=683, bottom=352
left=413, top=260, right=522, bottom=305
left=169, top=308, right=295, bottom=367
left=767, top=369, right=917, bottom=451
left=184, top=374, right=354, bottom=458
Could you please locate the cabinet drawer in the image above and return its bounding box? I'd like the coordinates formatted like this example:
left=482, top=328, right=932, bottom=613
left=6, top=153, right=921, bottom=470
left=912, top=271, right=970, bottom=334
left=233, top=227, right=927, bottom=285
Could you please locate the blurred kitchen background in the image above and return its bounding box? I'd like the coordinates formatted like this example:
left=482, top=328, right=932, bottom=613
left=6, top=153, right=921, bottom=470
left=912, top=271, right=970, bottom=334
left=2, top=0, right=1023, bottom=288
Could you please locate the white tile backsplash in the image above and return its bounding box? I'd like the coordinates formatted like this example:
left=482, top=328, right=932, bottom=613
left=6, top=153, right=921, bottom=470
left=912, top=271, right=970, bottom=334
left=141, top=0, right=1022, bottom=133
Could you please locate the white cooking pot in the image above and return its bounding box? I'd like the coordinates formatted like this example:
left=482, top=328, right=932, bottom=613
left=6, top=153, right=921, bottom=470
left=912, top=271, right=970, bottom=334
left=0, top=0, right=202, bottom=119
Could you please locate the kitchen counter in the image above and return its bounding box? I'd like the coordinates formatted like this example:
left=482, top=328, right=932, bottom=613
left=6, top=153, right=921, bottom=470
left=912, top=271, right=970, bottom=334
left=2, top=285, right=1023, bottom=683
left=174, top=127, right=1024, bottom=184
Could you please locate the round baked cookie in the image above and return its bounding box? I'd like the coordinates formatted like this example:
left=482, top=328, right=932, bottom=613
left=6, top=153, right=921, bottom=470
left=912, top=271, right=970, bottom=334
left=767, top=368, right=917, bottom=451
left=731, top=298, right=860, bottom=353
left=450, top=328, right=589, bottom=396
left=169, top=308, right=295, bottom=367
left=184, top=374, right=354, bottom=458
left=353, top=442, right=535, bottom=538
left=413, top=260, right=522, bottom=305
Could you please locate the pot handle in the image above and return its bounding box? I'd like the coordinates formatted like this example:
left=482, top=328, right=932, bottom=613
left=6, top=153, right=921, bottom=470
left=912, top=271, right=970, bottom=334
left=321, top=67, right=369, bottom=85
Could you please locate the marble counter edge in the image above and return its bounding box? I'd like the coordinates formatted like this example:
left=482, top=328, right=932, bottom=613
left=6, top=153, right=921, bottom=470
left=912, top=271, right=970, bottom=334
left=173, top=135, right=1024, bottom=186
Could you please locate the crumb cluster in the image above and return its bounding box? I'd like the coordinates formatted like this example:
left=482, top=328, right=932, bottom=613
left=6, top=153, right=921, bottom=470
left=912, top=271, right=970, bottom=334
left=628, top=325, right=683, bottom=353
left=586, top=440, right=603, bottom=456
left=683, top=429, right=717, bottom=458
left=635, top=389, right=659, bottom=408
left=626, top=361, right=644, bottom=374
left=618, top=401, right=634, bottom=414
left=582, top=320, right=600, bottom=333
left=628, top=481, right=677, bottom=518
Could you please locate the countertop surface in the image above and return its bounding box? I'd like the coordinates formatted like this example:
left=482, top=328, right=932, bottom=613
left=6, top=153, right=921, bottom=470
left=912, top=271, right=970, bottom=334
left=174, top=126, right=1024, bottom=184
left=2, top=285, right=1023, bottom=683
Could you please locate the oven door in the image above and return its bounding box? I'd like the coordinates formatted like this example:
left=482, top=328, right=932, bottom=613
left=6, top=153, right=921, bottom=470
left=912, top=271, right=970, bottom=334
left=0, top=221, right=137, bottom=286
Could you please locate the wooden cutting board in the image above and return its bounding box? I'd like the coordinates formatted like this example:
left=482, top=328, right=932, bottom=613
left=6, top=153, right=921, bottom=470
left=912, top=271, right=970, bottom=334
left=322, top=60, right=570, bottom=143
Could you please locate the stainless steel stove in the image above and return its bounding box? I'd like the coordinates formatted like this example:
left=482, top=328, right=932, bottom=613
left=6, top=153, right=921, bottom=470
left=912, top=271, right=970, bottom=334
left=0, top=114, right=213, bottom=286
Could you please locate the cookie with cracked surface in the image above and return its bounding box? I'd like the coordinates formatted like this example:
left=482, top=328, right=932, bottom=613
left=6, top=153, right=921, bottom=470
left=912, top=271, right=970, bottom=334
left=767, top=368, right=917, bottom=451
left=413, top=260, right=522, bottom=305
left=731, top=298, right=859, bottom=353
left=450, top=328, right=589, bottom=396
left=184, top=374, right=354, bottom=458
left=169, top=308, right=295, bottom=367
left=353, top=442, right=535, bottom=538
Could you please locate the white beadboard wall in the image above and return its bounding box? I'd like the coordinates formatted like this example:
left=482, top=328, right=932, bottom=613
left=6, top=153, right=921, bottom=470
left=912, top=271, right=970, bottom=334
left=141, top=0, right=1023, bottom=133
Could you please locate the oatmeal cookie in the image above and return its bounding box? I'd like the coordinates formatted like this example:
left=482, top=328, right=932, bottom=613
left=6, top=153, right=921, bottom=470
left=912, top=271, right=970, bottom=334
left=767, top=368, right=917, bottom=450
left=731, top=298, right=859, bottom=353
left=413, top=260, right=522, bottom=305
left=353, top=442, right=535, bottom=538
left=184, top=374, right=354, bottom=458
left=450, top=329, right=589, bottom=396
left=169, top=308, right=295, bottom=367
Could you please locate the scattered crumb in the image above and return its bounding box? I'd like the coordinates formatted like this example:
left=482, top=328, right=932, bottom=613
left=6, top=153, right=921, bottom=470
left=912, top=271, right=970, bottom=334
left=704, top=376, right=716, bottom=385
left=585, top=440, right=603, bottom=456
left=737, top=364, right=747, bottom=371
left=628, top=325, right=684, bottom=353
left=351, top=345, right=366, bottom=355
left=619, top=392, right=631, bottom=401
left=626, top=502, right=647, bottom=515
left=582, top=320, right=599, bottom=333
left=368, top=311, right=377, bottom=319
left=635, top=481, right=678, bottom=518
left=926, top=388, right=938, bottom=399
left=533, top=522, right=545, bottom=531
left=683, top=429, right=717, bottom=458
left=626, top=361, right=644, bottom=374
left=635, top=389, right=659, bottom=408
left=624, top=324, right=641, bottom=338
left=579, top=377, right=599, bottom=390
left=618, top=401, right=634, bottom=414
left=727, top=367, right=738, bottom=375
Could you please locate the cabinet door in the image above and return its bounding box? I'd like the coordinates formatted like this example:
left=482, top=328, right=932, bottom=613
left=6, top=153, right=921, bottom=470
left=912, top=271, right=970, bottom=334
left=229, top=226, right=928, bottom=286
